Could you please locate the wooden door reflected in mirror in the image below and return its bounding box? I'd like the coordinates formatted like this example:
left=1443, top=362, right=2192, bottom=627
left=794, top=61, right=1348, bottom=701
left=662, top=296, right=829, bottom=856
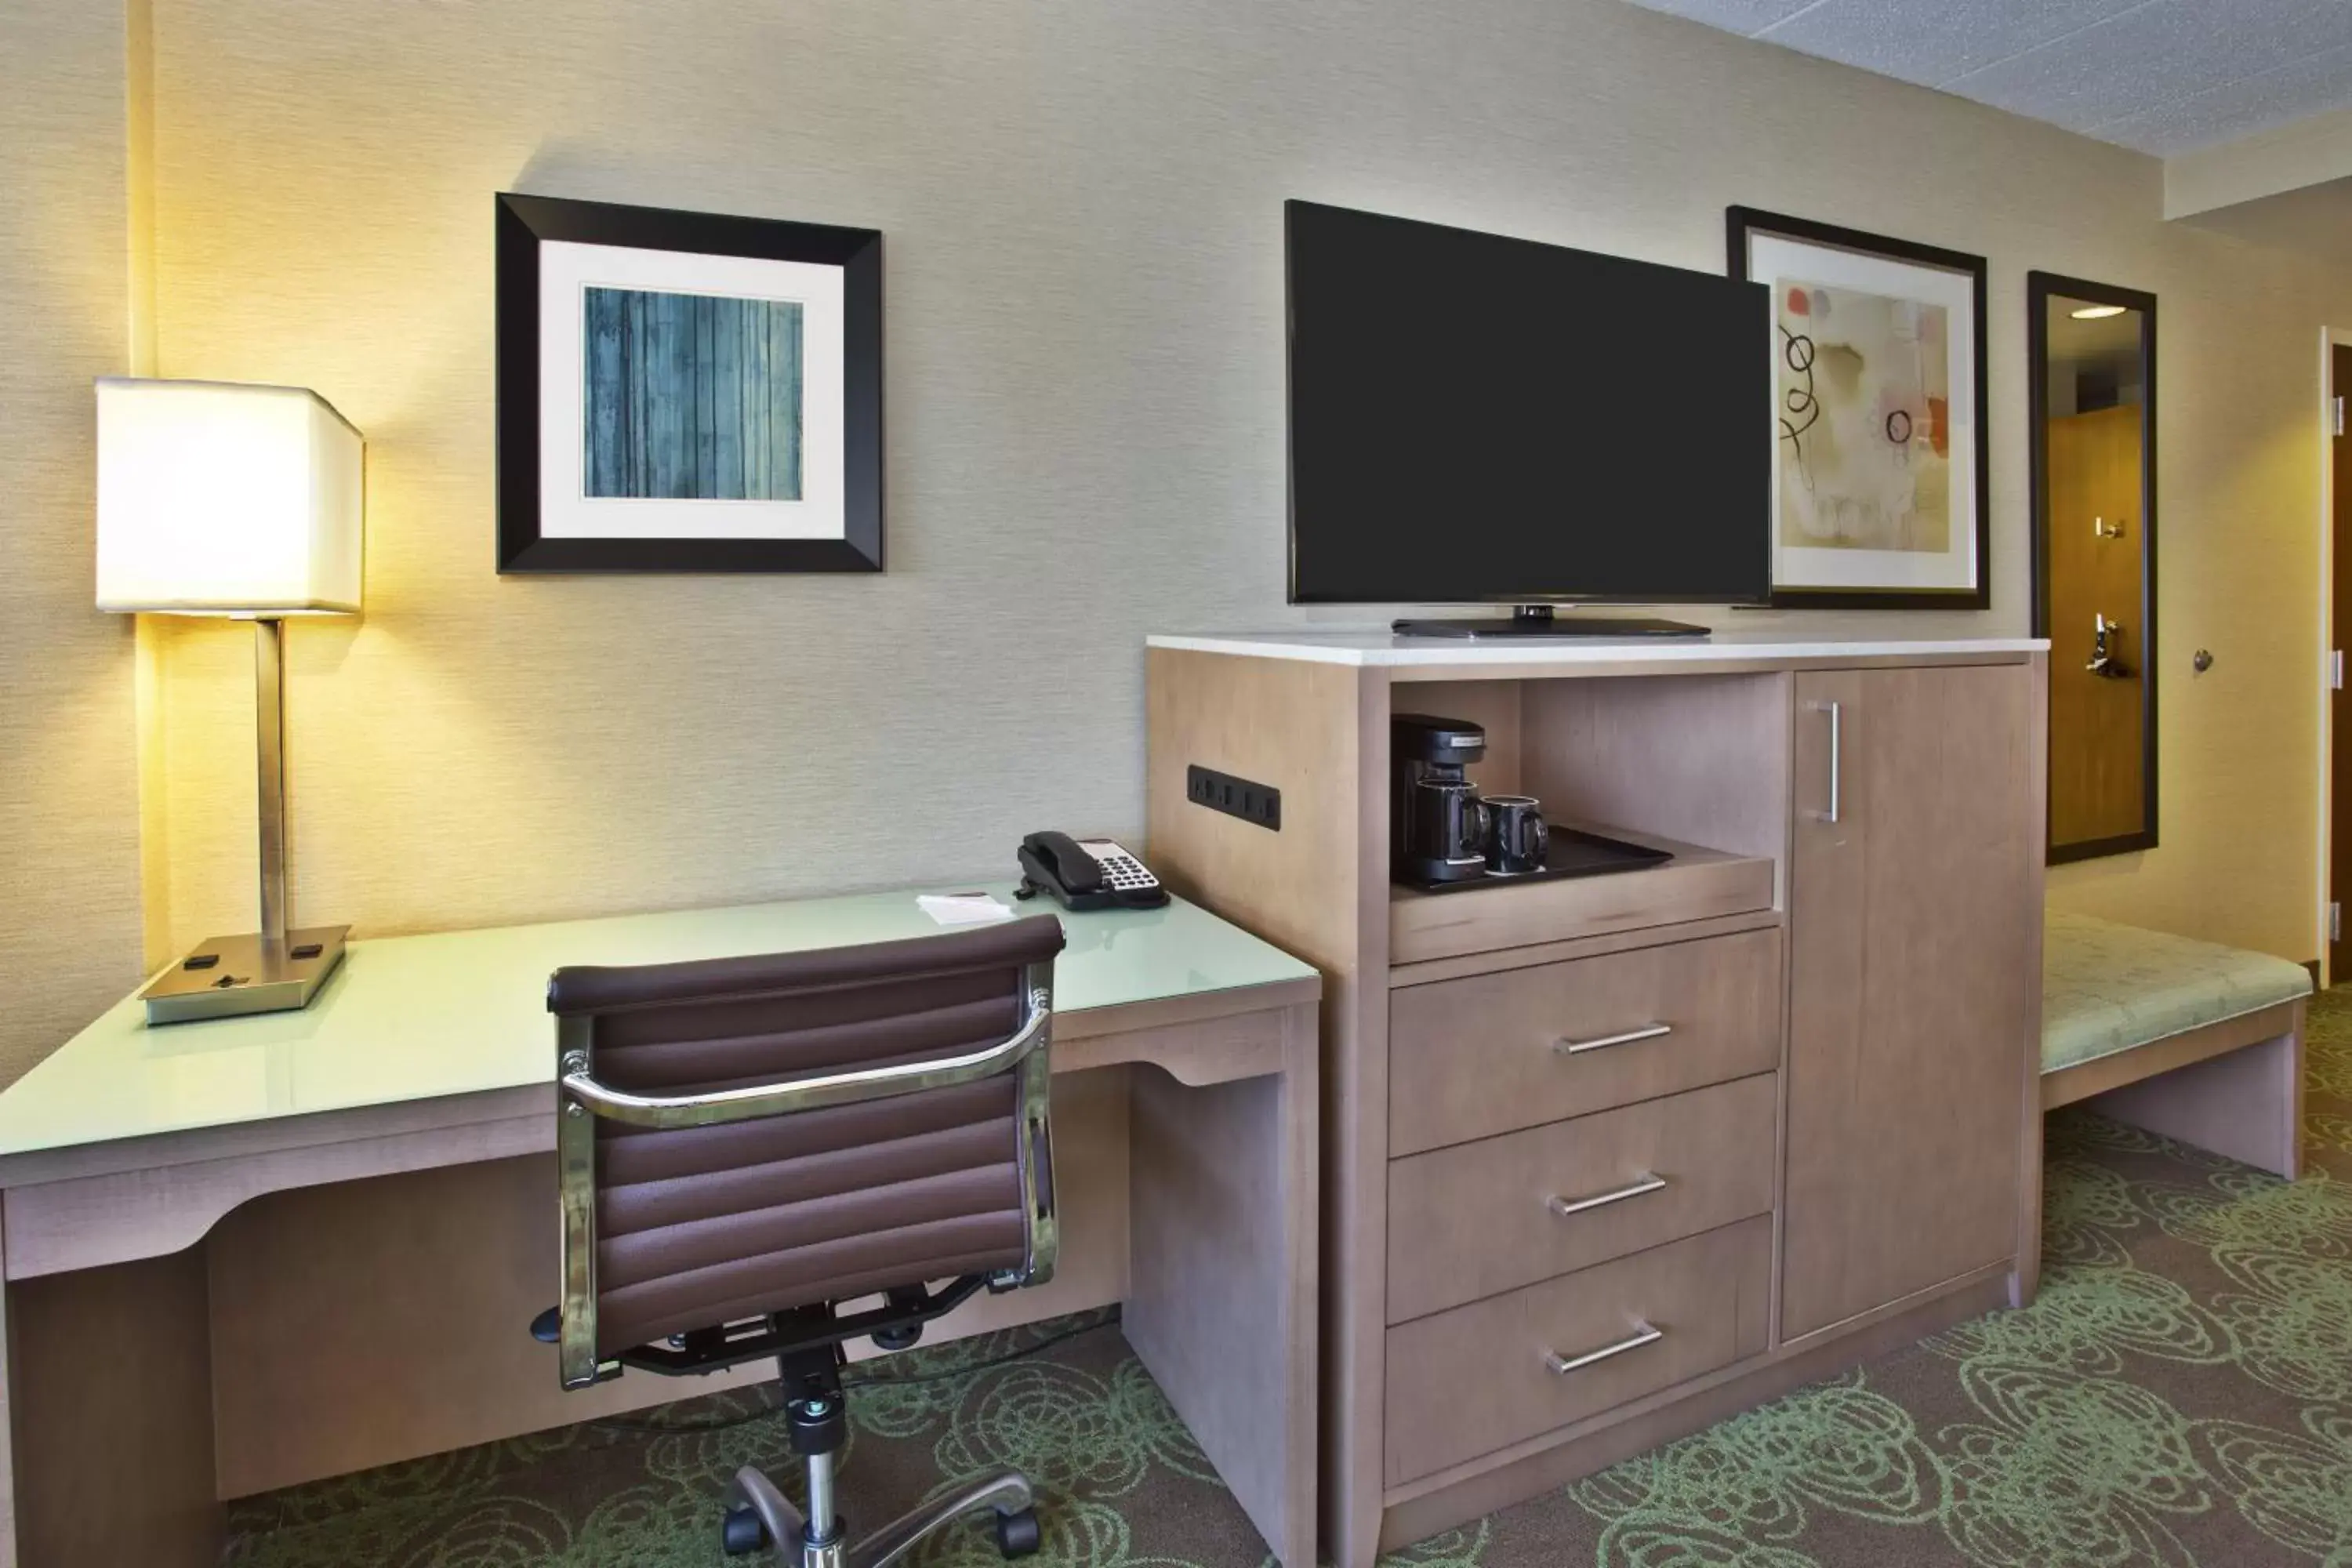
left=2031, top=273, right=2157, bottom=862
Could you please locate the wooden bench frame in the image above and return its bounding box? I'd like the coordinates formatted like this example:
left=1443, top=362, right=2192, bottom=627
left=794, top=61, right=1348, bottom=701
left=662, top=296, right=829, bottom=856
left=2042, top=997, right=2306, bottom=1181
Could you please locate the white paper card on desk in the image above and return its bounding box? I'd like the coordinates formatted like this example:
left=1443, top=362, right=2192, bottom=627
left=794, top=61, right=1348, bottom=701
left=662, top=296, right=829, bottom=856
left=916, top=893, right=1015, bottom=927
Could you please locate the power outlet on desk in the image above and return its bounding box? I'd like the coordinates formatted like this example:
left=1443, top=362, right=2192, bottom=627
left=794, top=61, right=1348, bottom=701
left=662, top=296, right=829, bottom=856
left=1188, top=764, right=1282, bottom=831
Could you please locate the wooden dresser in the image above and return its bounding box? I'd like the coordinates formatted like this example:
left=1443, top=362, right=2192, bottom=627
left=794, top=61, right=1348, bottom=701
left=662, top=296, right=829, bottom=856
left=1143, top=633, right=2047, bottom=1568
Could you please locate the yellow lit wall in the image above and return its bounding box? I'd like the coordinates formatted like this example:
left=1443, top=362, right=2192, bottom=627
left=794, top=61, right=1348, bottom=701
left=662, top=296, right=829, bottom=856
left=9, top=0, right=2350, bottom=1091
left=2043, top=348, right=2333, bottom=957
left=0, top=0, right=145, bottom=1084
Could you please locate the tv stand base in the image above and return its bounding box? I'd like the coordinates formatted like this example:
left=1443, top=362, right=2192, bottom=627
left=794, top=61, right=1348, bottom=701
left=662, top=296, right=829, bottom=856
left=1392, top=605, right=1709, bottom=639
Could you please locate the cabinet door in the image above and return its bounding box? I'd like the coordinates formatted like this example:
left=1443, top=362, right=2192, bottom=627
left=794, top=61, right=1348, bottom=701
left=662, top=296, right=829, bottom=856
left=1781, top=664, right=2039, bottom=1341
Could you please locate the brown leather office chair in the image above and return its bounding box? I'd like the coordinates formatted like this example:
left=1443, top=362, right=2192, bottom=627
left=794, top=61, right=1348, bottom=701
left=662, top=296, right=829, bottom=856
left=535, top=914, right=1066, bottom=1566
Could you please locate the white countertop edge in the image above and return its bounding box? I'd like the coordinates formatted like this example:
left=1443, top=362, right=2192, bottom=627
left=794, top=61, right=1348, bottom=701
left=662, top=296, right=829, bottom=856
left=1149, top=635, right=1372, bottom=665
left=1146, top=633, right=2050, bottom=666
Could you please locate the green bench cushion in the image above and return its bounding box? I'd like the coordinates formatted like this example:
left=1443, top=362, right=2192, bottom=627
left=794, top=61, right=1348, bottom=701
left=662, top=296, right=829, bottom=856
left=2043, top=910, right=2311, bottom=1076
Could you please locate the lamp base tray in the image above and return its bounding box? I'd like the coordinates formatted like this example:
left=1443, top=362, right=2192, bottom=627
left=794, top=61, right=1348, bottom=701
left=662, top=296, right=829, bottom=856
left=141, top=926, right=351, bottom=1025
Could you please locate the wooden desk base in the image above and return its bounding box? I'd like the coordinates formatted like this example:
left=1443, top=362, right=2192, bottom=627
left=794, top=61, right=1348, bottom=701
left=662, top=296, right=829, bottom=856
left=2, top=1000, right=1319, bottom=1568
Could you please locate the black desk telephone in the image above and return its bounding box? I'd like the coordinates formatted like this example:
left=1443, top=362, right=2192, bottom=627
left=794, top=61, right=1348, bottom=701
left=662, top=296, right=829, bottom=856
left=1016, top=832, right=1168, bottom=911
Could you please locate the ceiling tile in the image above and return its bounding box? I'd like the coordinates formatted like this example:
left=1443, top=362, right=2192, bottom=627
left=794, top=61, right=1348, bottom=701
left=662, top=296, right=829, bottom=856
left=1945, top=0, right=2352, bottom=137
left=2088, top=41, right=2352, bottom=154
left=1756, top=0, right=2136, bottom=89
left=1619, top=0, right=2352, bottom=154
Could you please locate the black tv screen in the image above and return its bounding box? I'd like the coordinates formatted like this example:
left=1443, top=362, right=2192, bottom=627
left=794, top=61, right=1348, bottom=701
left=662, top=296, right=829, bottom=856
left=1287, top=201, right=1771, bottom=606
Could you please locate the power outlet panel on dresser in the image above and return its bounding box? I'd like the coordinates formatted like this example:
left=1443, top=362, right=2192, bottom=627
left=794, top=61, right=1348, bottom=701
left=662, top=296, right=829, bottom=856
left=1142, top=638, right=2047, bottom=1568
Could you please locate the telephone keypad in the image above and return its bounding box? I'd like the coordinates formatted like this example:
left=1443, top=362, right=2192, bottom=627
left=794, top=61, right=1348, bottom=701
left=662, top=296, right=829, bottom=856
left=1081, top=840, right=1161, bottom=893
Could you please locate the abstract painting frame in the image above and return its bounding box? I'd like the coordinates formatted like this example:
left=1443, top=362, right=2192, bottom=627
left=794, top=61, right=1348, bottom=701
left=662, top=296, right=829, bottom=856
left=1729, top=208, right=1988, bottom=609
left=495, top=192, right=882, bottom=573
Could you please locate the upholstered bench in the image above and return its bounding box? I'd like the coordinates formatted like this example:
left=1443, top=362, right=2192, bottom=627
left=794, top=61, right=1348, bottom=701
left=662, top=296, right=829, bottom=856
left=2042, top=910, right=2312, bottom=1178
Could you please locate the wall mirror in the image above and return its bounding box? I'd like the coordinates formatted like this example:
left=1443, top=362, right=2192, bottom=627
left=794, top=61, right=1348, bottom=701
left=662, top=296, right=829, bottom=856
left=2030, top=272, right=2158, bottom=863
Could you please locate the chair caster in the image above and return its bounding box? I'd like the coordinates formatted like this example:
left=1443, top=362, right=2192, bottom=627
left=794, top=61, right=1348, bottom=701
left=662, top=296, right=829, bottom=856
left=721, top=1504, right=769, bottom=1555
left=994, top=1506, right=1041, bottom=1559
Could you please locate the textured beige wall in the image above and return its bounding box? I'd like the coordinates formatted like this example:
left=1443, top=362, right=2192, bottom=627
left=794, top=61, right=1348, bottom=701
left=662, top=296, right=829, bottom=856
left=0, top=1, right=143, bottom=1083
left=127, top=0, right=2350, bottom=972
left=2042, top=287, right=2334, bottom=958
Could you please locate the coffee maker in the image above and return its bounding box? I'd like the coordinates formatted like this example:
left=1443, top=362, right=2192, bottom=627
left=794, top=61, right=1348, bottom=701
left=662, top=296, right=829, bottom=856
left=1393, top=713, right=1490, bottom=886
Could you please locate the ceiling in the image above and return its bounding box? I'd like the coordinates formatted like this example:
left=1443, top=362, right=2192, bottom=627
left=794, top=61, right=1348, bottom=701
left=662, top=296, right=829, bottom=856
left=2047, top=303, right=2145, bottom=362
left=1625, top=0, right=2352, bottom=157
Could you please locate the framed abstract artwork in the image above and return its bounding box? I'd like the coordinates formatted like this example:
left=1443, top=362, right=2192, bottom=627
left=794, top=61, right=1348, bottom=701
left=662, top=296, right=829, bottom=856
left=495, top=193, right=882, bottom=573
left=1728, top=208, right=1988, bottom=609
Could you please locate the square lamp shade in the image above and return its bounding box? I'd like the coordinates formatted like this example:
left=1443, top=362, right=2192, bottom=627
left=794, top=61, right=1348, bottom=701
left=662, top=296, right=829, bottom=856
left=96, top=377, right=363, bottom=615
left=96, top=376, right=364, bottom=1024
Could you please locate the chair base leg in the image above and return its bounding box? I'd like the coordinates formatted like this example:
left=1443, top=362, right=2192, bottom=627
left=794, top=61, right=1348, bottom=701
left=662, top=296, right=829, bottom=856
left=722, top=1465, right=1040, bottom=1568
left=726, top=1467, right=806, bottom=1558
left=848, top=1471, right=1037, bottom=1568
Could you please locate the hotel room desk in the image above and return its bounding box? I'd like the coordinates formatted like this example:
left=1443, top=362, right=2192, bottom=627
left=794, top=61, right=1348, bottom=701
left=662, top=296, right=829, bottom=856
left=0, top=887, right=1320, bottom=1568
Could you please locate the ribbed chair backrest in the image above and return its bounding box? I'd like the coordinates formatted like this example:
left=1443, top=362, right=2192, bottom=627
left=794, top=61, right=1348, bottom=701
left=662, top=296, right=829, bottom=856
left=546, top=915, right=1066, bottom=1388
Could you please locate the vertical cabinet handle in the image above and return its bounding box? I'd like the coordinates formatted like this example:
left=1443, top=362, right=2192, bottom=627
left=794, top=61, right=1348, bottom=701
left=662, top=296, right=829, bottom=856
left=1544, top=1320, right=1664, bottom=1376
left=1806, top=699, right=1842, bottom=823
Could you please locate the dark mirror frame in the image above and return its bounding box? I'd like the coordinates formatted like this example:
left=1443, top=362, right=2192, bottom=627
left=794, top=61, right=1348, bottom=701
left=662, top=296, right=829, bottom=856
left=2028, top=270, right=2159, bottom=865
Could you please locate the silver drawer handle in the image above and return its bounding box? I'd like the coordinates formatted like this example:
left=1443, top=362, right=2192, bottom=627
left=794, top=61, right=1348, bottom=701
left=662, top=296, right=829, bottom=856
left=1555, top=1022, right=1672, bottom=1055
left=1806, top=699, right=1842, bottom=824
left=1547, top=1171, right=1668, bottom=1218
left=1544, top=1320, right=1663, bottom=1376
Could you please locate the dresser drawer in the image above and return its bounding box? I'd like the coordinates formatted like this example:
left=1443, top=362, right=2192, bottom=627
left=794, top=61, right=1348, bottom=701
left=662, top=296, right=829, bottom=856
left=1389, top=926, right=1782, bottom=1155
left=1386, top=1073, right=1776, bottom=1323
left=1383, top=1215, right=1772, bottom=1485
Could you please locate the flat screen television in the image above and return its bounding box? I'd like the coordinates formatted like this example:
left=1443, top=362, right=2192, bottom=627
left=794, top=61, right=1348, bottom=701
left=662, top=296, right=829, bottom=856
left=1287, top=201, right=1772, bottom=628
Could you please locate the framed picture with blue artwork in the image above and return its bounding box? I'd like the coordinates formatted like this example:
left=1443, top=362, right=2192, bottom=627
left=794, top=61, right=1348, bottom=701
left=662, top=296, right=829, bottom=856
left=1728, top=208, right=1987, bottom=609
left=495, top=193, right=882, bottom=573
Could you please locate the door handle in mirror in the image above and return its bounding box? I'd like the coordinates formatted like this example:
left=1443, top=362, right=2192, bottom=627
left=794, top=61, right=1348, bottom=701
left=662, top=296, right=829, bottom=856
left=2089, top=612, right=2133, bottom=678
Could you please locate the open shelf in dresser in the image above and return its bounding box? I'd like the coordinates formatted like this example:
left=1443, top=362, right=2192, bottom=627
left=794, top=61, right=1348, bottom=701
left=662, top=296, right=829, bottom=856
left=1388, top=826, right=1774, bottom=964
left=1385, top=670, right=1790, bottom=967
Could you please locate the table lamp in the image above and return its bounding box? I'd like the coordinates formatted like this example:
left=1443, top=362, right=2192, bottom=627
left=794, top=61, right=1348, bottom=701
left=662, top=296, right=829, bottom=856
left=96, top=377, right=365, bottom=1024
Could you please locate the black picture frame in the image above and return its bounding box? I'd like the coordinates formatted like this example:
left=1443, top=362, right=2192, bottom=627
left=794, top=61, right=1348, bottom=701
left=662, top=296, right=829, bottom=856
left=2028, top=270, right=2159, bottom=865
left=494, top=192, right=883, bottom=574
left=1727, top=206, right=1991, bottom=610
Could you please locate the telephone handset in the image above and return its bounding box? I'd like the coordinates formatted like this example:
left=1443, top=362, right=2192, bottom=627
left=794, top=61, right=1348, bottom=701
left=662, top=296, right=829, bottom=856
left=1016, top=832, right=1168, bottom=911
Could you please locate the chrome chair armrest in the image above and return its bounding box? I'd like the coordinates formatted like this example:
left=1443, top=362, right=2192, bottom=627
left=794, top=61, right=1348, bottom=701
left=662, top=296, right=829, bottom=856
left=560, top=989, right=1051, bottom=1130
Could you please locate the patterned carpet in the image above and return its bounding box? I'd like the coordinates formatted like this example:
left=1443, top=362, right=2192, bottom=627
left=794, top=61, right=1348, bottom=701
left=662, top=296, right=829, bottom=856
left=223, top=991, right=2352, bottom=1568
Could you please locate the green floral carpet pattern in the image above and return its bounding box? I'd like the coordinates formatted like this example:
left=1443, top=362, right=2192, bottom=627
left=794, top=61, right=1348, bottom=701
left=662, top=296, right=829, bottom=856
left=226, top=992, right=2352, bottom=1567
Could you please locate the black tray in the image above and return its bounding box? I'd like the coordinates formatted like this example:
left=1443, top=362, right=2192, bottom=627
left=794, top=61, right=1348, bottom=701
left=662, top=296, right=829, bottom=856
left=1396, top=826, right=1674, bottom=895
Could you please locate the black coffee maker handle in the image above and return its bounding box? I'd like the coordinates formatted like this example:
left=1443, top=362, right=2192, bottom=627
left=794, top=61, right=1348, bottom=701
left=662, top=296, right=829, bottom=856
left=1464, top=797, right=1491, bottom=851
left=1523, top=811, right=1548, bottom=862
